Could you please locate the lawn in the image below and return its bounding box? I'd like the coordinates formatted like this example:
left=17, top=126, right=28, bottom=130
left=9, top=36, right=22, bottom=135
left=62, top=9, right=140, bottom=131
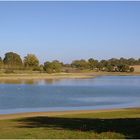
left=0, top=108, right=140, bottom=139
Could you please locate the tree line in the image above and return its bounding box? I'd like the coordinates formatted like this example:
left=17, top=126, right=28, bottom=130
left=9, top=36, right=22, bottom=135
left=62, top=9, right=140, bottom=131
left=0, top=52, right=63, bottom=73
left=71, top=58, right=137, bottom=72
left=0, top=52, right=139, bottom=73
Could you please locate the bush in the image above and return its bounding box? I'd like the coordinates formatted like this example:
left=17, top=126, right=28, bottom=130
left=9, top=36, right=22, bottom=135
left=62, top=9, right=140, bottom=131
left=33, top=66, right=41, bottom=71
left=44, top=60, right=62, bottom=73
left=129, top=67, right=134, bottom=72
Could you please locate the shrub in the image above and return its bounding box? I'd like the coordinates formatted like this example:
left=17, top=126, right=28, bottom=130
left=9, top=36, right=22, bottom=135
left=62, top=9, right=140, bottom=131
left=129, top=67, right=134, bottom=72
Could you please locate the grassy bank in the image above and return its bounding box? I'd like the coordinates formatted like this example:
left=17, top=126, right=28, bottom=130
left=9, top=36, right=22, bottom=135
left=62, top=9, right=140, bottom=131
left=0, top=108, right=140, bottom=139
left=0, top=72, right=140, bottom=81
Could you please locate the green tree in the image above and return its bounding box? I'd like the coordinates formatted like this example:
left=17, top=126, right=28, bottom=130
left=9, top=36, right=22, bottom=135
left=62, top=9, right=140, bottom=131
left=44, top=60, right=62, bottom=73
left=0, top=57, right=3, bottom=64
left=127, top=58, right=136, bottom=65
left=44, top=61, right=52, bottom=73
left=3, top=52, right=23, bottom=68
left=39, top=64, right=44, bottom=72
left=100, top=60, right=108, bottom=67
left=138, top=58, right=140, bottom=65
left=71, top=59, right=89, bottom=70
left=119, top=57, right=128, bottom=65
left=24, top=54, right=39, bottom=68
left=108, top=58, right=119, bottom=66
left=88, top=58, right=98, bottom=70
left=96, top=62, right=103, bottom=71
left=0, top=57, right=3, bottom=68
left=117, top=64, right=129, bottom=72
left=106, top=64, right=114, bottom=72
left=52, top=60, right=62, bottom=72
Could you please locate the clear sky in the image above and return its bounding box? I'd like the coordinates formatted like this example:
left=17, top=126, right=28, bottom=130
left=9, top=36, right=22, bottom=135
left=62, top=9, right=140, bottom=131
left=0, top=1, right=140, bottom=63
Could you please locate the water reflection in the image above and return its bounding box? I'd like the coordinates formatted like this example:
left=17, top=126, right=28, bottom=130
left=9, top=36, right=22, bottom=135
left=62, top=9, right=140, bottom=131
left=0, top=76, right=140, bottom=86
left=0, top=76, right=140, bottom=114
left=43, top=79, right=61, bottom=85
left=0, top=79, right=61, bottom=85
left=0, top=80, right=25, bottom=84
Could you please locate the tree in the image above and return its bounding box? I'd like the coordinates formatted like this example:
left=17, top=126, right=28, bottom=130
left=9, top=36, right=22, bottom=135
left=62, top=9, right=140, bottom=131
left=0, top=57, right=3, bottom=64
left=44, top=61, right=52, bottom=73
left=71, top=59, right=89, bottom=70
left=24, top=54, right=39, bottom=68
left=108, top=58, right=119, bottom=66
left=119, top=57, right=128, bottom=65
left=137, top=58, right=140, bottom=65
left=117, top=64, right=129, bottom=72
left=44, top=60, right=62, bottom=73
left=127, top=58, right=136, bottom=65
left=52, top=60, right=62, bottom=72
left=39, top=64, right=44, bottom=72
left=129, top=67, right=134, bottom=72
left=100, top=60, right=108, bottom=67
left=96, top=62, right=103, bottom=71
left=3, top=52, right=22, bottom=67
left=88, top=58, right=98, bottom=70
left=106, top=64, right=114, bottom=72
left=0, top=57, right=3, bottom=68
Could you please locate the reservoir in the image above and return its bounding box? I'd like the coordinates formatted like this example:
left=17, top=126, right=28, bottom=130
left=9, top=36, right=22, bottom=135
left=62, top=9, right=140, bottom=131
left=0, top=76, right=140, bottom=114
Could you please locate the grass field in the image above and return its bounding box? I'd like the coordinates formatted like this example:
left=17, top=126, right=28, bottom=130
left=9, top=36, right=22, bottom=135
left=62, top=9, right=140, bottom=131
left=0, top=108, right=140, bottom=139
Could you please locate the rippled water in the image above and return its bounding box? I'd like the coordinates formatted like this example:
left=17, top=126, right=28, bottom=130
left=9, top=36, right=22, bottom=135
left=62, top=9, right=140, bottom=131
left=0, top=76, right=140, bottom=114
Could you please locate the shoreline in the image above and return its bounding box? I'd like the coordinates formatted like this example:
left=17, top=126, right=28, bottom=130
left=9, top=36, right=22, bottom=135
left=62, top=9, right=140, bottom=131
left=0, top=107, right=139, bottom=120
left=0, top=72, right=140, bottom=81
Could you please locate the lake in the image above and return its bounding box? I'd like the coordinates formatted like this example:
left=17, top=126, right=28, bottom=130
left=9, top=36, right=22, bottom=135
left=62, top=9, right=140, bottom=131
left=0, top=76, right=140, bottom=114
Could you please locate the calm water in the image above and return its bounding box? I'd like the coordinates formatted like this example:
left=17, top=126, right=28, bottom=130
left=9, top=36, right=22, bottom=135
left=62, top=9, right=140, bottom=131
left=0, top=76, right=140, bottom=114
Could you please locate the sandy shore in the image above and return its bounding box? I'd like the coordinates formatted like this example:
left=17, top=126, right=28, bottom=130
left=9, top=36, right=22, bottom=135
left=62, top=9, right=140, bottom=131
left=0, top=72, right=140, bottom=81
left=0, top=73, right=95, bottom=80
left=0, top=108, right=134, bottom=120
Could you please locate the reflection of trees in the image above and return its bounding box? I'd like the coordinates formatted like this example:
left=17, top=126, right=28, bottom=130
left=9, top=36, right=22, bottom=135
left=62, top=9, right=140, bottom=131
left=23, top=80, right=37, bottom=85
left=0, top=79, right=37, bottom=85
left=0, top=80, right=23, bottom=84
left=44, top=79, right=61, bottom=85
left=0, top=79, right=61, bottom=85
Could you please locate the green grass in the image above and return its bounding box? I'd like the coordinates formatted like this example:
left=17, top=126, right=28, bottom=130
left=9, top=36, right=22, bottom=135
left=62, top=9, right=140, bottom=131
left=0, top=108, right=140, bottom=139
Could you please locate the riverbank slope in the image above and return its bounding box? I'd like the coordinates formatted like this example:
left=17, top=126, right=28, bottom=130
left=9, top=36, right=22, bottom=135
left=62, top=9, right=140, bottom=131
left=0, top=72, right=140, bottom=81
left=0, top=108, right=139, bottom=139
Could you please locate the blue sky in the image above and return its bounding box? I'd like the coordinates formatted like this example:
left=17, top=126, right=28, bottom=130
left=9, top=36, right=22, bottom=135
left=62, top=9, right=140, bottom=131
left=0, top=1, right=140, bottom=63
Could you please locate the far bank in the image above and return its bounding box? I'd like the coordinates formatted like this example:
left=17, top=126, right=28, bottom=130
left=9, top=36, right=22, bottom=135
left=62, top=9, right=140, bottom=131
left=0, top=72, right=140, bottom=81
